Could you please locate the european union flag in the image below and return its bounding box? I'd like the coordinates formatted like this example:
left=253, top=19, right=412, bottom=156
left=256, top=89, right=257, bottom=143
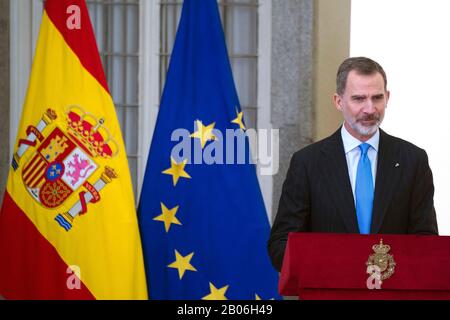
left=138, top=0, right=280, bottom=300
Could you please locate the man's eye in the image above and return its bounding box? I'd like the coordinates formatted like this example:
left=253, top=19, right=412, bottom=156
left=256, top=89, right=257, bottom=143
left=353, top=97, right=365, bottom=102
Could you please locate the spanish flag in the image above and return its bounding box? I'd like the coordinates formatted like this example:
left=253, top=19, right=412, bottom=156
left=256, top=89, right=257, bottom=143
left=0, top=0, right=147, bottom=300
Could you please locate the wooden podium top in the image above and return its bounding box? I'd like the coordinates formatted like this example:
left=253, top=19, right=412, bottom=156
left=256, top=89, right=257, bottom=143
left=280, top=233, right=450, bottom=300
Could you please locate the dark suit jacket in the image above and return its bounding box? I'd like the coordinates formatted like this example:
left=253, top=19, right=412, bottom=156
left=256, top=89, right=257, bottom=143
left=268, top=128, right=439, bottom=272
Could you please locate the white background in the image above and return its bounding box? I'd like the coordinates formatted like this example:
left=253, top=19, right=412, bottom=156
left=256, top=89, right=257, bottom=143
left=351, top=0, right=450, bottom=235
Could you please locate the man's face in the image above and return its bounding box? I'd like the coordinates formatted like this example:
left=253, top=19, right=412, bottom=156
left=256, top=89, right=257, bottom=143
left=334, top=70, right=390, bottom=141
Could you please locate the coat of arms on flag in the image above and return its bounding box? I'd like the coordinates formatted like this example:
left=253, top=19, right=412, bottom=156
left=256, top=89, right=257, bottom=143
left=13, top=106, right=119, bottom=231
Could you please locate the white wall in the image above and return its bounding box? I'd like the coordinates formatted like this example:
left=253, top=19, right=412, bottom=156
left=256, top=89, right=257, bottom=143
left=351, top=0, right=450, bottom=235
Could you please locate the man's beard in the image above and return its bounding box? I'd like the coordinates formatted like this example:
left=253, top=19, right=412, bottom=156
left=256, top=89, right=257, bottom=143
left=346, top=113, right=384, bottom=137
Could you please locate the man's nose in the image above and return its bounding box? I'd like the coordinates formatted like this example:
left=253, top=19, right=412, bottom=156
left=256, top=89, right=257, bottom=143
left=363, top=100, right=376, bottom=113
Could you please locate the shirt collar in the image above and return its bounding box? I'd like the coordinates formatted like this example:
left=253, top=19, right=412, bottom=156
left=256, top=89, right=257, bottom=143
left=341, top=124, right=380, bottom=154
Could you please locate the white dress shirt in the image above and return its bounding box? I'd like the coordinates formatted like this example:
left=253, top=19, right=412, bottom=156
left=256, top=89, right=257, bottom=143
left=341, top=125, right=379, bottom=203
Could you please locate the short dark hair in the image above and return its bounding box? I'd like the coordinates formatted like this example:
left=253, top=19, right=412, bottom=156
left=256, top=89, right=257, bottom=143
left=336, top=57, right=387, bottom=95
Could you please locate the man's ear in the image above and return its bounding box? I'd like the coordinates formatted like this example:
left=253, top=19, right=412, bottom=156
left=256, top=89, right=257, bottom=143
left=333, top=93, right=343, bottom=111
left=385, top=90, right=391, bottom=106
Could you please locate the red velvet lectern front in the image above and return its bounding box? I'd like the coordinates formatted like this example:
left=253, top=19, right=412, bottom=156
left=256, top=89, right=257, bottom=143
left=279, top=233, right=450, bottom=300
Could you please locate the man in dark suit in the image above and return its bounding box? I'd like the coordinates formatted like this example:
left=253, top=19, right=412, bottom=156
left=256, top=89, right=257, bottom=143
left=268, top=57, right=439, bottom=272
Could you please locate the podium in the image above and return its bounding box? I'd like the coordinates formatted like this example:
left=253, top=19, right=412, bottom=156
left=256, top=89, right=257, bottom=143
left=279, top=233, right=450, bottom=300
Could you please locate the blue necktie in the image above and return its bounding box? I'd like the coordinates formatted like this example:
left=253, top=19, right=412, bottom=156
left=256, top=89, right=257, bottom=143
left=355, top=143, right=374, bottom=234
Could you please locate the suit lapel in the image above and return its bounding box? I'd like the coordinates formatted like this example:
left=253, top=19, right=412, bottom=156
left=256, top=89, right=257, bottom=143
left=370, top=130, right=401, bottom=233
left=321, top=129, right=359, bottom=233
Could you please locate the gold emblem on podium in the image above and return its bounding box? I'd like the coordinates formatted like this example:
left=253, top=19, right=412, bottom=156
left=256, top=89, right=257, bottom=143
left=366, top=239, right=396, bottom=283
